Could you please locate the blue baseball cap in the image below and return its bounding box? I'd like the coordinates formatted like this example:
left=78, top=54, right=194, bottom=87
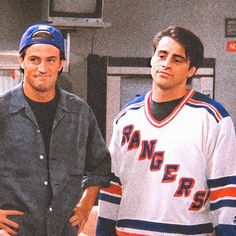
left=19, top=23, right=65, bottom=58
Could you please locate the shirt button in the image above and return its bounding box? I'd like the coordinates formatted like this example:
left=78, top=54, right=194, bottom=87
left=49, top=207, right=53, bottom=212
left=37, top=129, right=40, bottom=133
left=39, top=155, right=44, bottom=160
left=44, top=181, right=48, bottom=186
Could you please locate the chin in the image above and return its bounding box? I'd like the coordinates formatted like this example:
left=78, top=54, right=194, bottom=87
left=34, top=84, right=52, bottom=92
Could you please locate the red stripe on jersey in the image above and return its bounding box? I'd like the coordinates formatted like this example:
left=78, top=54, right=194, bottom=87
left=115, top=101, right=144, bottom=122
left=188, top=98, right=223, bottom=121
left=145, top=89, right=195, bottom=128
left=210, top=187, right=236, bottom=201
left=117, top=229, right=146, bottom=236
left=101, top=183, right=122, bottom=196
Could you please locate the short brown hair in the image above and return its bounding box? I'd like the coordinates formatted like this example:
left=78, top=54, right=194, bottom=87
left=152, top=26, right=204, bottom=69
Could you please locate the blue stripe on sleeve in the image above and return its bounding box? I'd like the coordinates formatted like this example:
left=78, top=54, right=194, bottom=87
left=111, top=174, right=122, bottom=185
left=96, top=216, right=117, bottom=236
left=207, top=176, right=236, bottom=188
left=99, top=192, right=121, bottom=204
left=210, top=199, right=236, bottom=210
left=215, top=224, right=236, bottom=235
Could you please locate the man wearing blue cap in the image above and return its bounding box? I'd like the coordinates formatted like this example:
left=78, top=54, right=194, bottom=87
left=0, top=23, right=111, bottom=236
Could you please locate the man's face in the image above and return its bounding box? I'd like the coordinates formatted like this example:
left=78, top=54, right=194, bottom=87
left=19, top=44, right=64, bottom=100
left=151, top=36, right=196, bottom=95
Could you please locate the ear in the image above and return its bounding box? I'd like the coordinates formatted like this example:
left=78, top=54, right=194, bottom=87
left=187, top=66, right=197, bottom=78
left=18, top=55, right=24, bottom=69
left=150, top=55, right=155, bottom=67
left=59, top=59, right=65, bottom=72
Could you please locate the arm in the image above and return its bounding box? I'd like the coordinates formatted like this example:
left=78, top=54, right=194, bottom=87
left=70, top=106, right=112, bottom=234
left=81, top=107, right=111, bottom=190
left=207, top=117, right=236, bottom=235
left=96, top=118, right=123, bottom=236
left=69, top=186, right=100, bottom=234
left=79, top=205, right=98, bottom=236
left=96, top=174, right=122, bottom=236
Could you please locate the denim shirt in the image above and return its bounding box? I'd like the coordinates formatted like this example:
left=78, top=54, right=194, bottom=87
left=0, top=83, right=111, bottom=236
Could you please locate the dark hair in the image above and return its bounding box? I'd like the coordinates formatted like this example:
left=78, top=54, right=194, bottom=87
left=152, top=26, right=204, bottom=69
left=19, top=46, right=65, bottom=74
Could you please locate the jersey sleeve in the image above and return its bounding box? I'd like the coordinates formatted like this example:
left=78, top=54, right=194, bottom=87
left=96, top=174, right=122, bottom=235
left=207, top=117, right=236, bottom=235
left=96, top=119, right=123, bottom=236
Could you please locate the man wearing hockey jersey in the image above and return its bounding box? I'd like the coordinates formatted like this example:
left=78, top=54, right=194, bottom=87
left=96, top=26, right=236, bottom=235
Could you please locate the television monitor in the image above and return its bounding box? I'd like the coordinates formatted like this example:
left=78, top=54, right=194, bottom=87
left=41, top=0, right=105, bottom=27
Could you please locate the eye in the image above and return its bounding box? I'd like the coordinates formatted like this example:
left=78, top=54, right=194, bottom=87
left=29, top=57, right=40, bottom=64
left=47, top=58, right=56, bottom=63
left=173, top=56, right=185, bottom=64
left=47, top=57, right=58, bottom=64
left=157, top=53, right=166, bottom=60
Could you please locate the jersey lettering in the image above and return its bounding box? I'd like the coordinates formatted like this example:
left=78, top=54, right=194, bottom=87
left=150, top=151, right=165, bottom=171
left=189, top=190, right=207, bottom=211
left=162, top=164, right=179, bottom=183
left=120, top=124, right=205, bottom=211
left=174, top=177, right=195, bottom=197
left=121, top=125, right=134, bottom=146
left=139, top=140, right=157, bottom=160
left=128, top=130, right=140, bottom=150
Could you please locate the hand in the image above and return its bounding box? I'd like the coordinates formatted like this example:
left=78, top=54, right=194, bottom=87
left=0, top=230, right=11, bottom=236
left=0, top=210, right=24, bottom=236
left=69, top=206, right=89, bottom=234
left=79, top=206, right=98, bottom=236
left=69, top=186, right=100, bottom=235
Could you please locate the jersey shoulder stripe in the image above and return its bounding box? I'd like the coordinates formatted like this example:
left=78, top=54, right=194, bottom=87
left=122, top=93, right=146, bottom=109
left=115, top=93, right=146, bottom=124
left=187, top=91, right=229, bottom=122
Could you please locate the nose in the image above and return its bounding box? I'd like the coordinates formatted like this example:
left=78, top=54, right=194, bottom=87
left=38, top=61, right=47, bottom=73
left=162, top=57, right=171, bottom=68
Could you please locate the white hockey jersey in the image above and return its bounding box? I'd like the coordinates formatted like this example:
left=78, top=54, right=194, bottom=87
left=97, top=89, right=236, bottom=236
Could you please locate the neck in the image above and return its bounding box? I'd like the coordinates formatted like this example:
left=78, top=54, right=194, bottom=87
left=23, top=83, right=56, bottom=102
left=152, top=85, right=187, bottom=102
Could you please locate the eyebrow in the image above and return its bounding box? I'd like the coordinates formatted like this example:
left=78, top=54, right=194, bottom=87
left=28, top=55, right=58, bottom=59
left=158, top=50, right=187, bottom=61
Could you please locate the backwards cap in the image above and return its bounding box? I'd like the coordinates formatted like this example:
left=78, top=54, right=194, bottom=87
left=19, top=23, right=65, bottom=58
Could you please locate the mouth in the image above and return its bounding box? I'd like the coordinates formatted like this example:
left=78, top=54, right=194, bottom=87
left=35, top=75, right=50, bottom=80
left=158, top=70, right=172, bottom=76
